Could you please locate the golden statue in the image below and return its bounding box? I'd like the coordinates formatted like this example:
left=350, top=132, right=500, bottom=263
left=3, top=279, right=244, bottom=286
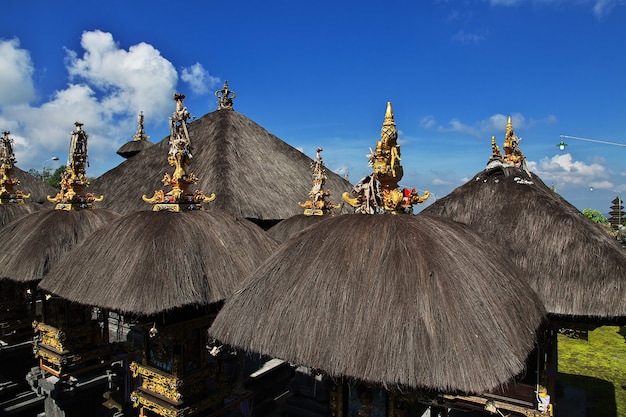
left=297, top=148, right=340, bottom=216
left=342, top=102, right=429, bottom=214
left=142, top=93, right=215, bottom=211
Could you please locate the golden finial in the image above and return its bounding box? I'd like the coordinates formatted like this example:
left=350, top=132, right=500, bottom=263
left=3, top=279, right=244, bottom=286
left=488, top=116, right=531, bottom=177
left=343, top=102, right=430, bottom=214
left=47, top=122, right=103, bottom=210
left=142, top=93, right=215, bottom=211
left=132, top=111, right=150, bottom=142
left=0, top=131, right=30, bottom=203
left=215, top=81, right=237, bottom=110
left=297, top=148, right=340, bottom=216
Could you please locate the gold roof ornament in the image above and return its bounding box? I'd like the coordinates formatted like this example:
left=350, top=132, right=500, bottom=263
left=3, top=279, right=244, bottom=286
left=47, top=122, right=103, bottom=210
left=215, top=80, right=236, bottom=110
left=132, top=111, right=150, bottom=142
left=0, top=131, right=30, bottom=203
left=297, top=148, right=340, bottom=216
left=142, top=93, right=215, bottom=211
left=342, top=102, right=430, bottom=214
left=485, top=116, right=531, bottom=176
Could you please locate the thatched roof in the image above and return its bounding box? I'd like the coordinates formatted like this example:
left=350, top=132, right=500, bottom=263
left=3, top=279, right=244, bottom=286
left=39, top=210, right=279, bottom=315
left=209, top=214, right=545, bottom=394
left=422, top=167, right=626, bottom=319
left=91, top=110, right=352, bottom=220
left=266, top=214, right=337, bottom=243
left=116, top=139, right=153, bottom=159
left=0, top=203, right=46, bottom=228
left=13, top=166, right=57, bottom=205
left=0, top=209, right=120, bottom=283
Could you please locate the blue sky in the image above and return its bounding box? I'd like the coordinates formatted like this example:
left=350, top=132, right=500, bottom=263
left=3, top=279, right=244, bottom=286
left=1, top=0, right=625, bottom=214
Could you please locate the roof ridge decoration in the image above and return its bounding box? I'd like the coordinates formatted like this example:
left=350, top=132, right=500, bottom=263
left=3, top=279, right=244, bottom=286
left=47, top=122, right=103, bottom=210
left=486, top=116, right=531, bottom=177
left=132, top=111, right=150, bottom=142
left=297, top=147, right=340, bottom=216
left=142, top=93, right=216, bottom=211
left=215, top=80, right=236, bottom=110
left=342, top=102, right=430, bottom=214
left=0, top=131, right=30, bottom=203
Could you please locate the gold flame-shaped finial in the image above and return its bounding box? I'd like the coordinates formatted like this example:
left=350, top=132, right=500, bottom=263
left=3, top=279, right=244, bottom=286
left=0, top=131, right=30, bottom=203
left=47, top=122, right=103, bottom=210
left=342, top=102, right=430, bottom=214
left=142, top=93, right=215, bottom=211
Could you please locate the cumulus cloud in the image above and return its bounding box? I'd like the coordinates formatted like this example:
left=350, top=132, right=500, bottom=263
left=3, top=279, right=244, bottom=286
left=528, top=153, right=609, bottom=186
left=66, top=30, right=177, bottom=118
left=181, top=63, right=220, bottom=95
left=0, top=39, right=36, bottom=106
left=0, top=30, right=216, bottom=176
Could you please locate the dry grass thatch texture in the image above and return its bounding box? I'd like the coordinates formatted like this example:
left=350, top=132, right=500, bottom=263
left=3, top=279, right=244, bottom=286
left=116, top=139, right=154, bottom=158
left=0, top=203, right=46, bottom=228
left=266, top=214, right=339, bottom=243
left=92, top=110, right=352, bottom=219
left=210, top=213, right=545, bottom=393
left=422, top=168, right=626, bottom=319
left=0, top=209, right=121, bottom=283
left=39, top=210, right=279, bottom=315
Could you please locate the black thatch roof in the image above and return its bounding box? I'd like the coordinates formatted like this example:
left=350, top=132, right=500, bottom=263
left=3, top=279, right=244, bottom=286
left=210, top=214, right=545, bottom=394
left=266, top=214, right=338, bottom=243
left=116, top=139, right=153, bottom=159
left=91, top=110, right=352, bottom=220
left=13, top=166, right=57, bottom=205
left=0, top=209, right=120, bottom=283
left=39, top=210, right=279, bottom=315
left=422, top=167, right=626, bottom=319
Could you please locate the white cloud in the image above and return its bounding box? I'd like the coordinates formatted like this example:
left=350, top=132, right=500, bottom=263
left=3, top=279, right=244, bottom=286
left=181, top=63, right=220, bottom=95
left=0, top=30, right=217, bottom=176
left=66, top=30, right=177, bottom=118
left=528, top=153, right=609, bottom=186
left=0, top=39, right=36, bottom=106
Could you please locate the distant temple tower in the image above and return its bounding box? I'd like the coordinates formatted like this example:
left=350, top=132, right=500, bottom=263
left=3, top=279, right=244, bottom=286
left=608, top=195, right=624, bottom=228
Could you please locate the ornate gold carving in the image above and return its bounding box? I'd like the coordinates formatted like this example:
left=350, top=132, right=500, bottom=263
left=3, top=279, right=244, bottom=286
left=0, top=131, right=30, bottom=203
left=215, top=81, right=236, bottom=110
left=298, top=148, right=340, bottom=216
left=46, top=122, right=104, bottom=210
left=144, top=93, right=215, bottom=211
left=133, top=111, right=150, bottom=142
left=343, top=102, right=429, bottom=214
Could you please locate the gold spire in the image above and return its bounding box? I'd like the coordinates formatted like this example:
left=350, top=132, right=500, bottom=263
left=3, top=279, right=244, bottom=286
left=0, top=131, right=30, bottom=203
left=342, top=102, right=430, bottom=214
left=297, top=148, right=340, bottom=216
left=500, top=116, right=530, bottom=175
left=47, top=122, right=103, bottom=210
left=142, top=93, right=215, bottom=211
left=132, top=111, right=150, bottom=142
